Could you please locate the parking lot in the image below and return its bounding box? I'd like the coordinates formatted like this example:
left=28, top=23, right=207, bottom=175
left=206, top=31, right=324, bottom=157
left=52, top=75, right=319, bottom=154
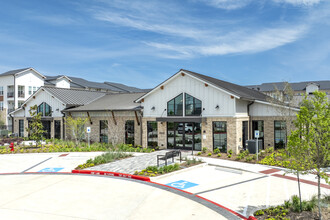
left=0, top=152, right=328, bottom=219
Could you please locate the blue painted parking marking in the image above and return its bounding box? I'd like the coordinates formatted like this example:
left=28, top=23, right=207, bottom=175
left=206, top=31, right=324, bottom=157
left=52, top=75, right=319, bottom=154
left=166, top=180, right=198, bottom=189
left=38, top=168, right=64, bottom=173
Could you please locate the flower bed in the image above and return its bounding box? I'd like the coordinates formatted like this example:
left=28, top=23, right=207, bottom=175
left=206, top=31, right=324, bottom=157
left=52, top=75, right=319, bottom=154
left=253, top=195, right=329, bottom=220
left=134, top=157, right=203, bottom=177
left=0, top=140, right=155, bottom=154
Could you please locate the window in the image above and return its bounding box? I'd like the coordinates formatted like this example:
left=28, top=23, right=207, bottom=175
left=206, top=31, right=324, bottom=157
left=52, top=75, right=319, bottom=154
left=19, top=120, right=24, bottom=137
left=54, top=120, right=61, bottom=139
left=29, top=86, right=32, bottom=95
left=167, top=93, right=183, bottom=116
left=0, top=86, right=3, bottom=96
left=147, top=121, right=158, bottom=148
left=100, top=120, right=108, bottom=143
left=18, top=101, right=24, bottom=108
left=37, top=102, right=52, bottom=116
left=185, top=93, right=202, bottom=116
left=125, top=120, right=134, bottom=145
left=18, top=85, right=25, bottom=98
left=274, top=121, right=286, bottom=149
left=0, top=102, right=3, bottom=111
left=252, top=120, right=264, bottom=149
left=213, top=121, right=227, bottom=152
left=33, top=86, right=37, bottom=94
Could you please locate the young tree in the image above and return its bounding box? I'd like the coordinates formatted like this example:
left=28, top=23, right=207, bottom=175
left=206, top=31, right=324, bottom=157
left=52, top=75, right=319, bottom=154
left=26, top=105, right=45, bottom=146
left=65, top=116, right=88, bottom=145
left=287, top=91, right=329, bottom=219
left=104, top=110, right=124, bottom=147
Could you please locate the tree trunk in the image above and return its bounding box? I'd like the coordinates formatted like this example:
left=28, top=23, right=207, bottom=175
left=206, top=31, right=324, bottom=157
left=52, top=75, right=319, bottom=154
left=318, top=173, right=322, bottom=220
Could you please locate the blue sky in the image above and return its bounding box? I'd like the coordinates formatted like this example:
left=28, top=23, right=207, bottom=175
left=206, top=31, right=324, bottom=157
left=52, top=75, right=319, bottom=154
left=0, top=0, right=329, bottom=88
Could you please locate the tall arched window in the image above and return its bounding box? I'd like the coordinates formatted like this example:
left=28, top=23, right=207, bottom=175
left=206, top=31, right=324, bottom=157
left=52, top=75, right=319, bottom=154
left=167, top=93, right=183, bottom=116
left=185, top=93, right=201, bottom=116
left=37, top=102, right=52, bottom=116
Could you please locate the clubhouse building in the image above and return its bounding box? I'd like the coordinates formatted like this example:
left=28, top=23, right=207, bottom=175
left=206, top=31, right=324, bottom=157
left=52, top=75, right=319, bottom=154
left=10, top=69, right=298, bottom=154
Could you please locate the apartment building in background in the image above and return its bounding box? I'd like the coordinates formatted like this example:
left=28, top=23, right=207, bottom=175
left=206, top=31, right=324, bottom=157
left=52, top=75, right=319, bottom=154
left=0, top=67, right=146, bottom=131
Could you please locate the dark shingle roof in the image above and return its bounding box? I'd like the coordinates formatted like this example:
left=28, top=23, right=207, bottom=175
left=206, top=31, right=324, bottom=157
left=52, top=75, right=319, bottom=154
left=64, top=92, right=145, bottom=112
left=246, top=81, right=330, bottom=92
left=0, top=68, right=31, bottom=76
left=43, top=87, right=106, bottom=106
left=182, top=69, right=269, bottom=102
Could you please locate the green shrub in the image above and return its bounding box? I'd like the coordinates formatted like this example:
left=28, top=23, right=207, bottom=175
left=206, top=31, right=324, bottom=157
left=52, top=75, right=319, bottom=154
left=202, top=147, right=207, bottom=153
left=228, top=149, right=233, bottom=155
left=227, top=154, right=232, bottom=158
left=266, top=147, right=274, bottom=153
left=213, top=148, right=220, bottom=154
left=217, top=153, right=221, bottom=157
left=254, top=210, right=264, bottom=216
left=208, top=153, right=212, bottom=156
left=197, top=152, right=201, bottom=156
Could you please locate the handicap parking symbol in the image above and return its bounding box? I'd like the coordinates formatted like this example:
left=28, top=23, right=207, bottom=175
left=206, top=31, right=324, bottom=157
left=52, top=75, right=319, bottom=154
left=38, top=168, right=64, bottom=173
left=166, top=180, right=198, bottom=189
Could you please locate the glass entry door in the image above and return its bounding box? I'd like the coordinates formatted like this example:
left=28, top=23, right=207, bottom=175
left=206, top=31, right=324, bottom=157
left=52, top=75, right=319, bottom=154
left=167, top=122, right=201, bottom=150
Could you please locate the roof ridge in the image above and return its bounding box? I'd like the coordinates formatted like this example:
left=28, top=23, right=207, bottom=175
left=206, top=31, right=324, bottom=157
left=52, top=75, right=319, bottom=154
left=43, top=86, right=107, bottom=93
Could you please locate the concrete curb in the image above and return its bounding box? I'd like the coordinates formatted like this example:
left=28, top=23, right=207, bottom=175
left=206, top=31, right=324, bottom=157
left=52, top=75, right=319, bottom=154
left=71, top=169, right=150, bottom=181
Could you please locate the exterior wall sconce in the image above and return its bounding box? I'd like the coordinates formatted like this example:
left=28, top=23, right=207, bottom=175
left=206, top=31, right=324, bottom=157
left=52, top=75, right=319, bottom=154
left=151, top=106, right=155, bottom=111
left=215, top=105, right=219, bottom=110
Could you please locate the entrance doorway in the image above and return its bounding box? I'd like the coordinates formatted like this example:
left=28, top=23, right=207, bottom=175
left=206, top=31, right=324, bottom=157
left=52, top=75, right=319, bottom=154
left=242, top=121, right=248, bottom=149
left=167, top=122, right=201, bottom=150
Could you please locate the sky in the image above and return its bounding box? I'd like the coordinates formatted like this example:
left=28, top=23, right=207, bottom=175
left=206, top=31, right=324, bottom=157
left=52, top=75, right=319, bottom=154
left=0, top=0, right=329, bottom=89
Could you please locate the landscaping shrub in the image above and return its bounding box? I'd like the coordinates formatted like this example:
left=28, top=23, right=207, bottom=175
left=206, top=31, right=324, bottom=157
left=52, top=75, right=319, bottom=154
left=213, top=148, right=220, bottom=154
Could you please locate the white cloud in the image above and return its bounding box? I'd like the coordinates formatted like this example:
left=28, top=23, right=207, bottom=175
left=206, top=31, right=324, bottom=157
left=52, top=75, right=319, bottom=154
left=145, top=25, right=307, bottom=58
left=272, top=0, right=322, bottom=6
left=198, top=0, right=251, bottom=10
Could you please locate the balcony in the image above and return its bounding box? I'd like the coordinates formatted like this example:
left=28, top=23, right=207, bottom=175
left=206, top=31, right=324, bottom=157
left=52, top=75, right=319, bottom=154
left=18, top=91, right=25, bottom=98
left=7, top=92, right=14, bottom=98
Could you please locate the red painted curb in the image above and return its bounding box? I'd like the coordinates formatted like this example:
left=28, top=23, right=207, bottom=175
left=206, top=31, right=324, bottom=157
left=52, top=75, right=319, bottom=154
left=71, top=170, right=150, bottom=181
left=149, top=181, right=248, bottom=220
left=247, top=216, right=257, bottom=220
left=272, top=174, right=330, bottom=189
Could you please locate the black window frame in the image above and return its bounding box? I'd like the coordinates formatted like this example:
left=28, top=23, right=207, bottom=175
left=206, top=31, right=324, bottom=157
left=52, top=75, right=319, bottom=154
left=125, top=120, right=135, bottom=145
left=37, top=102, right=52, bottom=117
left=213, top=121, right=227, bottom=152
left=167, top=93, right=183, bottom=116
left=147, top=121, right=158, bottom=148
left=100, top=120, right=108, bottom=143
left=274, top=121, right=286, bottom=149
left=185, top=93, right=202, bottom=116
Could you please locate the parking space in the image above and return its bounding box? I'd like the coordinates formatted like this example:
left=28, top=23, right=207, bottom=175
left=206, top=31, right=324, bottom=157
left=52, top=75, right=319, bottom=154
left=0, top=174, right=234, bottom=220
left=0, top=152, right=104, bottom=173
left=153, top=165, right=328, bottom=217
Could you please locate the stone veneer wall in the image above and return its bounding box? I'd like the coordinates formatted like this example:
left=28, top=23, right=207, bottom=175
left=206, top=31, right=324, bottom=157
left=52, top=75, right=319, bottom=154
left=13, top=117, right=64, bottom=139
left=250, top=116, right=296, bottom=149
left=67, top=111, right=142, bottom=146
left=141, top=117, right=167, bottom=149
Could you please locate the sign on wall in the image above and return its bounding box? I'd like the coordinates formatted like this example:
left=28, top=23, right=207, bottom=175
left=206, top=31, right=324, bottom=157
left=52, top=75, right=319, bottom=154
left=86, top=127, right=91, bottom=133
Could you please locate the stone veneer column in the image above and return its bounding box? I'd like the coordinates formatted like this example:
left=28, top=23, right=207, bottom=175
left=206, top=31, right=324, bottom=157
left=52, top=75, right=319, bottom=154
left=157, top=121, right=167, bottom=149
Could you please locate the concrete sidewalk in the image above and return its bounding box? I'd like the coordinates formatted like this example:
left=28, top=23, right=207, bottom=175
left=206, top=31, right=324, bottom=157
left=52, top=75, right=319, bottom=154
left=191, top=156, right=330, bottom=186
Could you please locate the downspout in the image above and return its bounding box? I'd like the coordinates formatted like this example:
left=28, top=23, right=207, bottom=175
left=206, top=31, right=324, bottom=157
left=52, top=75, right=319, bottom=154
left=139, top=111, right=143, bottom=146
left=12, top=74, right=16, bottom=133
left=247, top=101, right=255, bottom=140
left=61, top=111, right=66, bottom=140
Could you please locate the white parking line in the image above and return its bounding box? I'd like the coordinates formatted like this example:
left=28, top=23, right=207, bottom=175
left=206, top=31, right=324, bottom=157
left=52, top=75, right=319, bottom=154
left=242, top=181, right=253, bottom=216
left=266, top=175, right=270, bottom=207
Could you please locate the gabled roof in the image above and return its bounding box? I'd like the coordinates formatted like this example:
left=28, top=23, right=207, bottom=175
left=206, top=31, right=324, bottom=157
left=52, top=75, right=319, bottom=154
left=43, top=87, right=106, bottom=106
left=45, top=75, right=72, bottom=82
left=0, top=67, right=46, bottom=78
left=104, top=82, right=147, bottom=93
left=246, top=80, right=330, bottom=92
left=63, top=92, right=145, bottom=112
left=136, top=69, right=269, bottom=102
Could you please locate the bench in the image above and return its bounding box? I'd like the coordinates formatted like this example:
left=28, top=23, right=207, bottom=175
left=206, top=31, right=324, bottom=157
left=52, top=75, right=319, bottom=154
left=157, top=150, right=181, bottom=166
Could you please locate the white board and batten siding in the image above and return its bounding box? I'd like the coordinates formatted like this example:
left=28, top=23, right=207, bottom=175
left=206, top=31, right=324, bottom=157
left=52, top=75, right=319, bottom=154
left=249, top=102, right=298, bottom=117
left=13, top=90, right=65, bottom=118
left=142, top=74, right=236, bottom=117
